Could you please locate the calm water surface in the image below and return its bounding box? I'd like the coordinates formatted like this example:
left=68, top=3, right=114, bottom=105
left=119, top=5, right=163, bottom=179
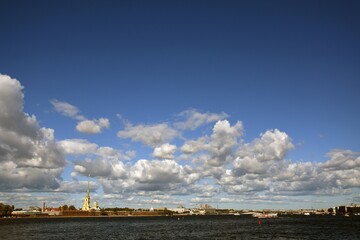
left=1, top=215, right=359, bottom=240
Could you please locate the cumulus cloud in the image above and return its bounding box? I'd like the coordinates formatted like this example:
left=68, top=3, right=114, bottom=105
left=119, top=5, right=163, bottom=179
left=233, top=129, right=294, bottom=175
left=0, top=74, right=65, bottom=191
left=219, top=147, right=360, bottom=198
left=175, top=109, right=229, bottom=130
left=206, top=120, right=243, bottom=166
left=181, top=136, right=208, bottom=154
left=117, top=123, right=179, bottom=147
left=60, top=139, right=137, bottom=181
left=152, top=143, right=177, bottom=159
left=4, top=75, right=359, bottom=207
left=73, top=157, right=199, bottom=196
left=76, top=118, right=110, bottom=134
left=321, top=149, right=360, bottom=170
left=275, top=150, right=360, bottom=195
left=181, top=120, right=243, bottom=167
left=51, top=99, right=110, bottom=134
left=240, top=129, right=294, bottom=162
left=132, top=159, right=183, bottom=185
left=0, top=162, right=63, bottom=191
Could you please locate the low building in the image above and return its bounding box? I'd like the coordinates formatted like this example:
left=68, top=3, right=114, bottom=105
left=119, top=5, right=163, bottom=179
left=43, top=208, right=61, bottom=216
left=12, top=210, right=47, bottom=217
left=168, top=205, right=188, bottom=214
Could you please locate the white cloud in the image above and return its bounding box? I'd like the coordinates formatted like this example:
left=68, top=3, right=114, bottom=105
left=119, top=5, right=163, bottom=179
left=181, top=136, right=208, bottom=154
left=132, top=159, right=183, bottom=184
left=51, top=100, right=110, bottom=134
left=3, top=74, right=360, bottom=208
left=241, top=129, right=294, bottom=162
left=0, top=74, right=66, bottom=191
left=219, top=147, right=360, bottom=198
left=58, top=139, right=98, bottom=155
left=73, top=165, right=87, bottom=173
left=0, top=162, right=64, bottom=191
left=76, top=118, right=110, bottom=134
left=191, top=184, right=219, bottom=197
left=321, top=149, right=360, bottom=170
left=206, top=120, right=243, bottom=167
left=74, top=157, right=199, bottom=196
left=59, top=138, right=134, bottom=161
left=152, top=143, right=177, bottom=159
left=181, top=120, right=243, bottom=167
left=175, top=109, right=229, bottom=130
left=73, top=158, right=128, bottom=179
left=50, top=99, right=85, bottom=120
left=233, top=129, right=294, bottom=175
left=117, top=123, right=179, bottom=147
left=222, top=178, right=269, bottom=194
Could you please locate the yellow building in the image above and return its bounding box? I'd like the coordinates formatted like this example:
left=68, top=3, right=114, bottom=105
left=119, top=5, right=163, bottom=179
left=82, top=176, right=91, bottom=211
left=92, top=200, right=100, bottom=210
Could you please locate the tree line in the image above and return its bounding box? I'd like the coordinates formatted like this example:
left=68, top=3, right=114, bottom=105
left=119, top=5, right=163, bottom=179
left=59, top=205, right=77, bottom=211
left=0, top=203, right=14, bottom=217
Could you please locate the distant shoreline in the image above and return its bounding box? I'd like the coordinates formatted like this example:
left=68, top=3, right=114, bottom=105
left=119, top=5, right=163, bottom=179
left=3, top=213, right=359, bottom=220
left=2, top=214, right=171, bottom=219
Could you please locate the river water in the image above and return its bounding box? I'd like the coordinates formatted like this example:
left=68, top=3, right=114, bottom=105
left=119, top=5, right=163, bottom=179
left=1, top=215, right=359, bottom=239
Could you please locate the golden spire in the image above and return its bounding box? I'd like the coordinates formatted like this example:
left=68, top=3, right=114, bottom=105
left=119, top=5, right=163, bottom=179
left=82, top=174, right=91, bottom=211
left=87, top=174, right=90, bottom=194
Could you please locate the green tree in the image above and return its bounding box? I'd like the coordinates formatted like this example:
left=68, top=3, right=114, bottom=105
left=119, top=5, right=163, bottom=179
left=60, top=205, right=69, bottom=211
left=0, top=203, right=13, bottom=217
left=68, top=205, right=76, bottom=210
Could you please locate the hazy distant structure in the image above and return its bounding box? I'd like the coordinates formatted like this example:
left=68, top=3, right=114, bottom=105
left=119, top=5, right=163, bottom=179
left=82, top=176, right=91, bottom=211
left=93, top=200, right=100, bottom=210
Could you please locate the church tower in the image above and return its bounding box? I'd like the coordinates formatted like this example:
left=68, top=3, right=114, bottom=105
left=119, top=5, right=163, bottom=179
left=82, top=175, right=91, bottom=211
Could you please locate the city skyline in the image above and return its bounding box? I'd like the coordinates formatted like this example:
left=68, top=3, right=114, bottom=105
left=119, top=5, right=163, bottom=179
left=0, top=0, right=359, bottom=210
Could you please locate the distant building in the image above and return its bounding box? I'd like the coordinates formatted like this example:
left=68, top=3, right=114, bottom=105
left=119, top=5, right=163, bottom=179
left=190, top=204, right=217, bottom=215
left=201, top=204, right=217, bottom=214
left=350, top=207, right=360, bottom=216
left=92, top=200, right=100, bottom=211
left=335, top=204, right=360, bottom=216
left=168, top=205, right=188, bottom=214
left=337, top=206, right=346, bottom=215
left=43, top=207, right=61, bottom=216
left=81, top=176, right=101, bottom=211
left=12, top=209, right=46, bottom=217
left=82, top=176, right=91, bottom=211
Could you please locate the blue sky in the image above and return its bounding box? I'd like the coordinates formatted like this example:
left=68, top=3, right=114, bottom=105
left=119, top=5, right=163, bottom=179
left=0, top=0, right=359, bottom=210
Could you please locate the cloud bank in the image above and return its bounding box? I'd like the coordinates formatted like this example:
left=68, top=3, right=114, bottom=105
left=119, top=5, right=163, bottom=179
left=1, top=73, right=359, bottom=209
left=0, top=74, right=65, bottom=191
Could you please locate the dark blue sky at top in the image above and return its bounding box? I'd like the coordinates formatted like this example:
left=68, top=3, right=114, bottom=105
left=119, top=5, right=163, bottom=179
left=1, top=0, right=359, bottom=161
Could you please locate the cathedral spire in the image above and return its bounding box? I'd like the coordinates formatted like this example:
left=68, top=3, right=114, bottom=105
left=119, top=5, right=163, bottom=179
left=82, top=174, right=91, bottom=211
left=87, top=174, right=90, bottom=193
